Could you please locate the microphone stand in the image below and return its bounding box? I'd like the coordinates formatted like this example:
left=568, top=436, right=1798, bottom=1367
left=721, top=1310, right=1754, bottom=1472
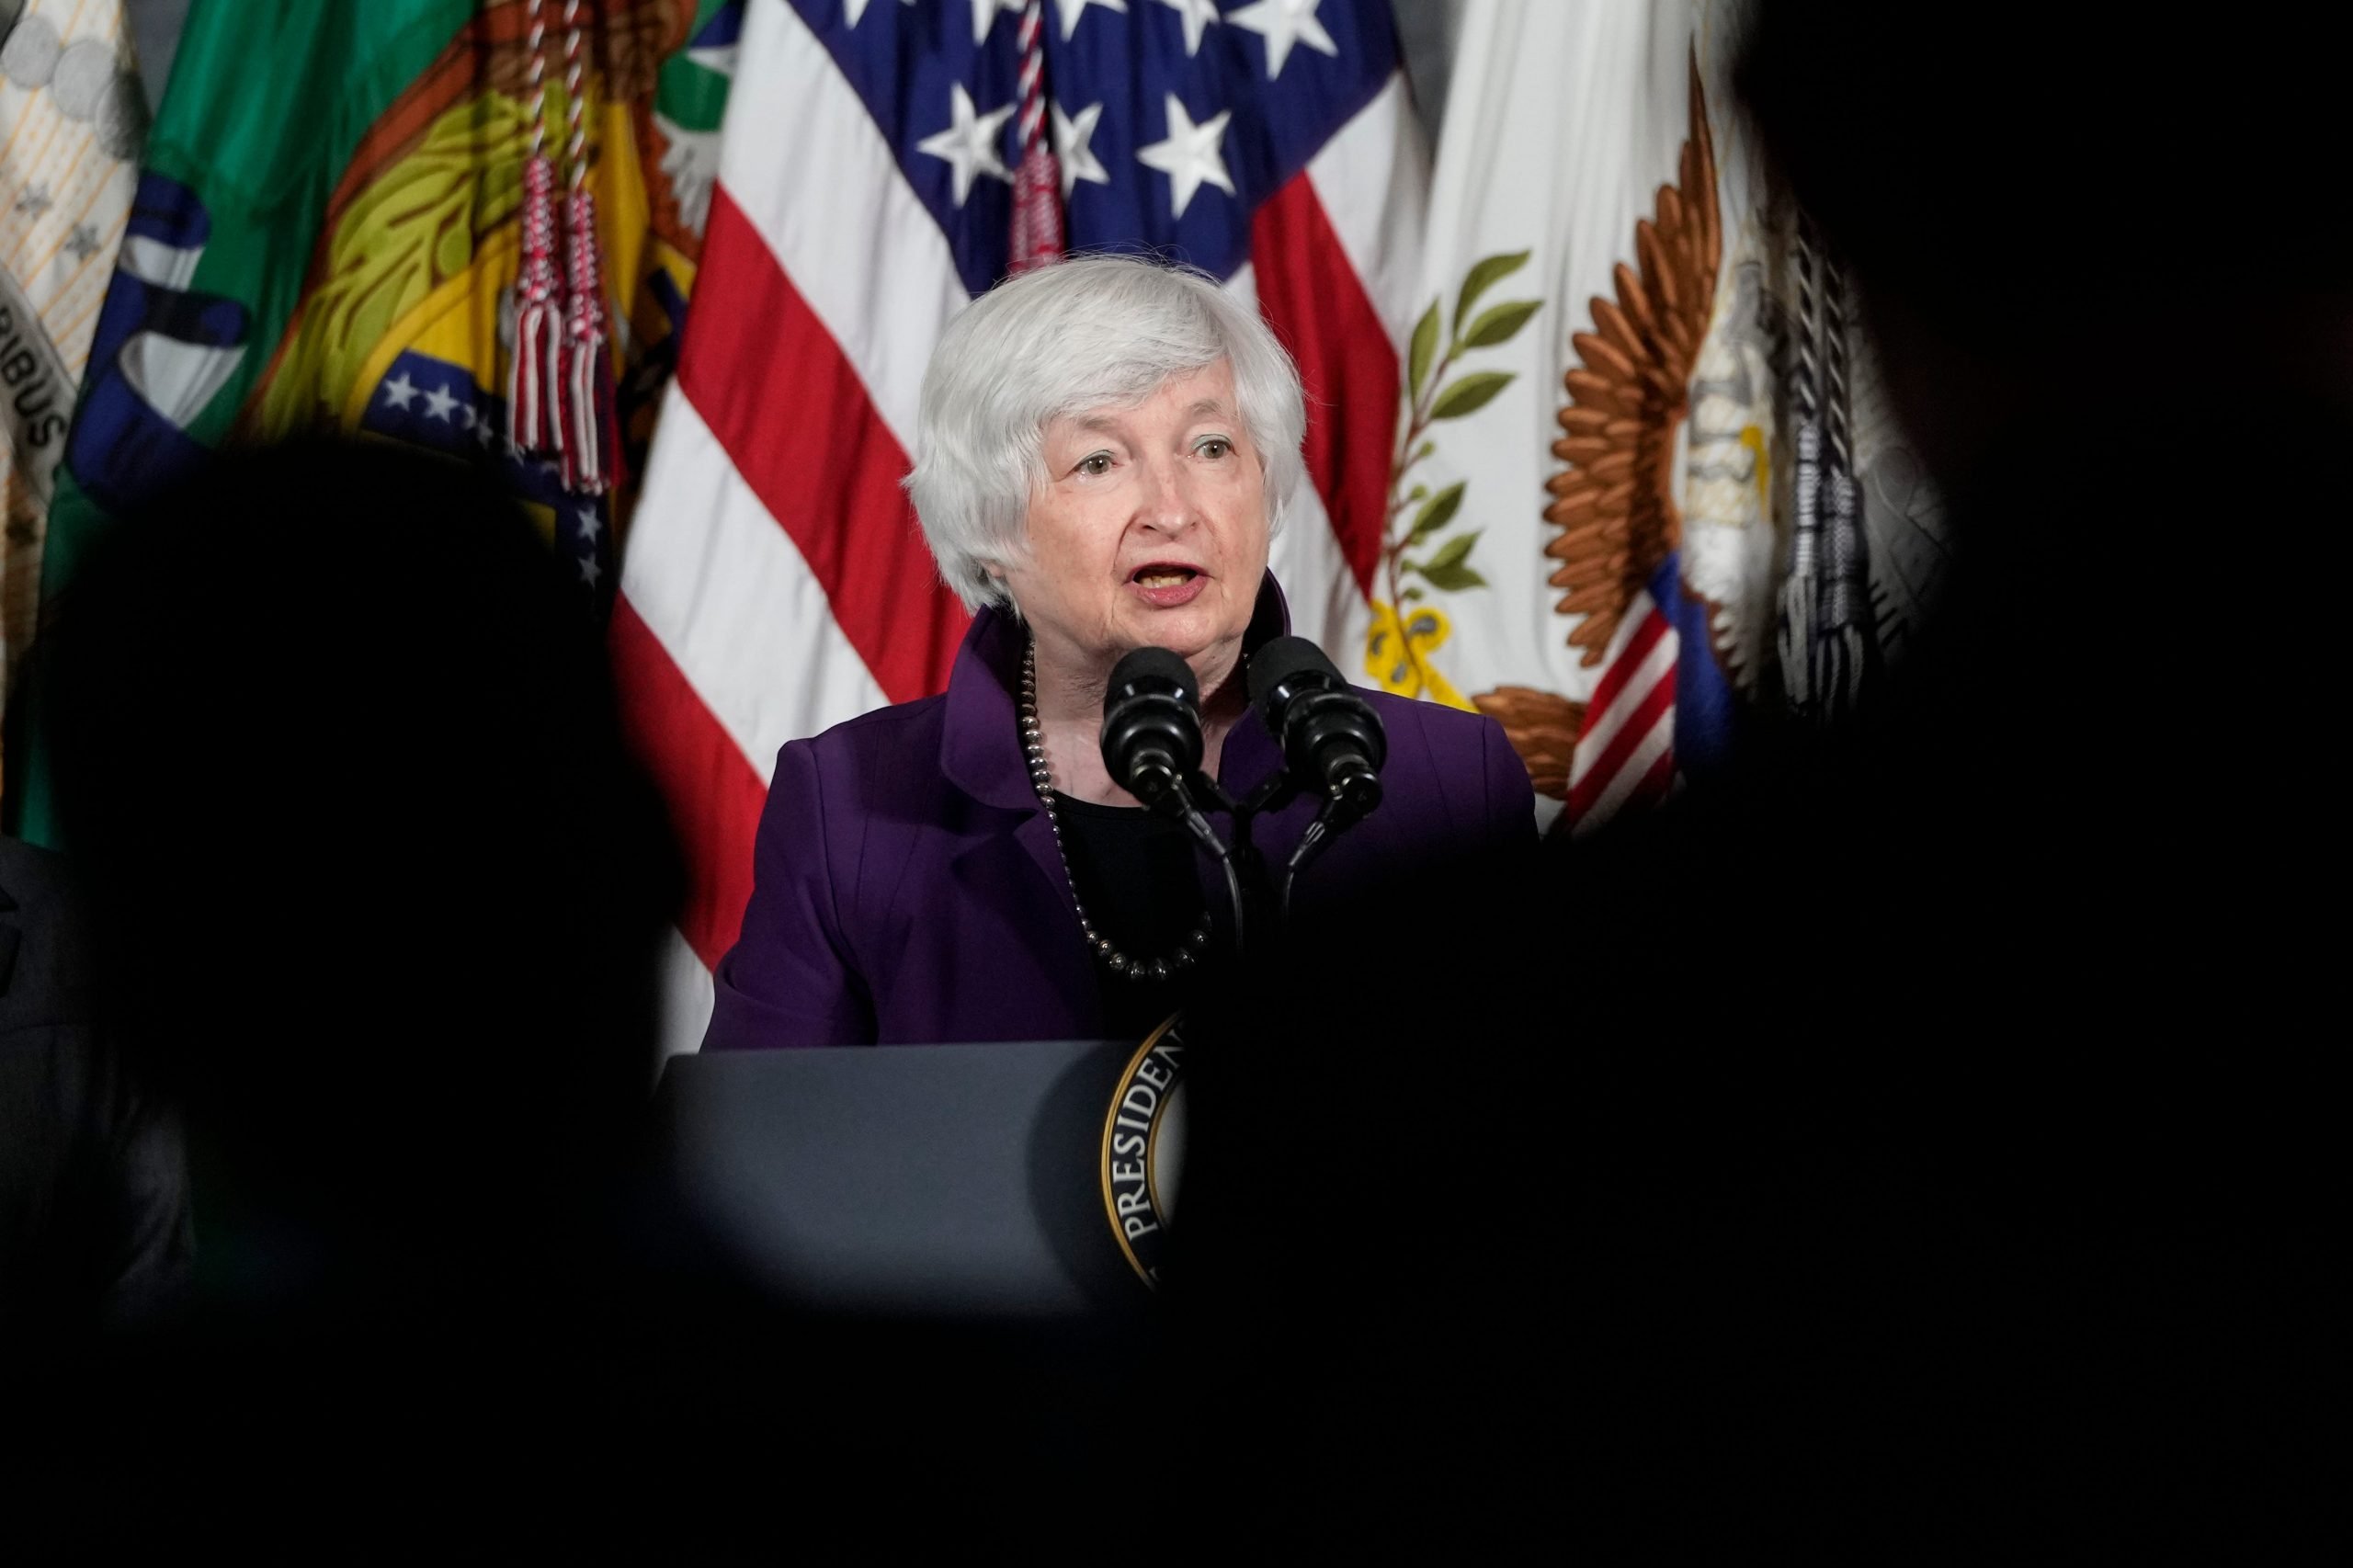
left=1155, top=774, right=1254, bottom=963
left=1155, top=728, right=1378, bottom=965
left=1177, top=773, right=1248, bottom=962
left=1183, top=770, right=1301, bottom=963
left=1276, top=807, right=1337, bottom=926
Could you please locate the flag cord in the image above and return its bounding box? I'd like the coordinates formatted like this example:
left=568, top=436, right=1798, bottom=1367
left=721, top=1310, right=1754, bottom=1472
left=506, top=0, right=613, bottom=495
left=508, top=0, right=562, bottom=459
left=558, top=0, right=615, bottom=494
left=1008, top=0, right=1065, bottom=275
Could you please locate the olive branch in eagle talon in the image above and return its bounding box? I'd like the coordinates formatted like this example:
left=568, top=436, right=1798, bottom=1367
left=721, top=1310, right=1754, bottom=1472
left=1367, top=250, right=1541, bottom=706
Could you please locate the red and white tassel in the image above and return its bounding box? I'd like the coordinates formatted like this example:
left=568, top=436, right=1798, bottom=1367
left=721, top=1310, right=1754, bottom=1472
left=506, top=0, right=562, bottom=454
left=1008, top=0, right=1064, bottom=274
left=550, top=1, right=615, bottom=493
left=509, top=154, right=564, bottom=454
left=559, top=186, right=617, bottom=494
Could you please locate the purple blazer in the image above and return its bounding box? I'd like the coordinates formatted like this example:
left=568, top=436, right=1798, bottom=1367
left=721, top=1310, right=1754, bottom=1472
left=702, top=577, right=1537, bottom=1049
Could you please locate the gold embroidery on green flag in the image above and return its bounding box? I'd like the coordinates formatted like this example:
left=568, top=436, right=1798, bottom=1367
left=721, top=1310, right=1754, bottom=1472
left=257, top=93, right=537, bottom=437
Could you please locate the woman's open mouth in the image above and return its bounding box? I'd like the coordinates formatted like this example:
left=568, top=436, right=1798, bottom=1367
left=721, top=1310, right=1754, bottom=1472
left=1127, top=563, right=1207, bottom=608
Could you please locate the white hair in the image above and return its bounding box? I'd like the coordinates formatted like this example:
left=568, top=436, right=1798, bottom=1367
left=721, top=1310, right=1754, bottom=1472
left=905, top=254, right=1308, bottom=612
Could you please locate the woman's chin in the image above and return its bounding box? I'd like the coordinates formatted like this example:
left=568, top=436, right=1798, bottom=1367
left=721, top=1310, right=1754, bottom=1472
left=1114, top=599, right=1233, bottom=660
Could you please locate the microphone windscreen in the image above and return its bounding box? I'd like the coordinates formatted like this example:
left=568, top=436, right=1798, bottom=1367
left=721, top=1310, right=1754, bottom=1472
left=1108, top=644, right=1198, bottom=705
left=1246, top=635, right=1341, bottom=714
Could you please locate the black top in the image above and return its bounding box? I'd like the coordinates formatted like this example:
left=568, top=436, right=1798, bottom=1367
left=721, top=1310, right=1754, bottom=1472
left=1050, top=792, right=1209, bottom=1042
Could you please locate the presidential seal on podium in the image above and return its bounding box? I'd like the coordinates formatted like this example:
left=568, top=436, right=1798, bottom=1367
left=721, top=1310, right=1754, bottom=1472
left=1100, top=1015, right=1186, bottom=1288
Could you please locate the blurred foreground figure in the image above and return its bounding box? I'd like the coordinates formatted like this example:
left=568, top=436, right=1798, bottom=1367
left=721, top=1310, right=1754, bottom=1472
left=1539, top=6, right=2341, bottom=1555
left=0, top=835, right=191, bottom=1339
left=1181, top=6, right=2342, bottom=1557
left=9, top=442, right=1178, bottom=1555
left=9, top=440, right=682, bottom=1547
left=44, top=439, right=676, bottom=1265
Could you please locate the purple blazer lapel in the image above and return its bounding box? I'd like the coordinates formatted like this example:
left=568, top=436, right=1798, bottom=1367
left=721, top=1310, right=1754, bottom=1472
left=937, top=591, right=1074, bottom=893
left=934, top=601, right=1101, bottom=1030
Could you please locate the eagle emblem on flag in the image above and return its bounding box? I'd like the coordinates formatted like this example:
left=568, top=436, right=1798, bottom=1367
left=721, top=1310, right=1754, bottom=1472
left=1475, top=55, right=1745, bottom=832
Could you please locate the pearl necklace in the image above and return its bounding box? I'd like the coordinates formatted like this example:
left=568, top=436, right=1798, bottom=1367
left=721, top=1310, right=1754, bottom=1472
left=1021, top=642, right=1213, bottom=982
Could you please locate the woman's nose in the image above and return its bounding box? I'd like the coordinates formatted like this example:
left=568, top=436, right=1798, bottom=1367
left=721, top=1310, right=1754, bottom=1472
left=1134, top=455, right=1197, bottom=534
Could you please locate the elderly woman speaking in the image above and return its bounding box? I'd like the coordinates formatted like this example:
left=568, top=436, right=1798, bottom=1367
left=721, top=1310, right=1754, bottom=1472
left=703, top=256, right=1534, bottom=1050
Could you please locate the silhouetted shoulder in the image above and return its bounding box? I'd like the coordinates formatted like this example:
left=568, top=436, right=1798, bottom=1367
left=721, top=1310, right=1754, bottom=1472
left=0, top=835, right=76, bottom=911
left=0, top=837, right=94, bottom=1032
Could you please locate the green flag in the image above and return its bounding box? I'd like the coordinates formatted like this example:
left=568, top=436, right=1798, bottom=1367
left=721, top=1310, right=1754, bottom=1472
left=12, top=0, right=738, bottom=839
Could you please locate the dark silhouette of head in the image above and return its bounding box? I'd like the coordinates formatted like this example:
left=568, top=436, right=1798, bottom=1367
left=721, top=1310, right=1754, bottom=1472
left=44, top=437, right=677, bottom=1247
left=1737, top=5, right=2353, bottom=492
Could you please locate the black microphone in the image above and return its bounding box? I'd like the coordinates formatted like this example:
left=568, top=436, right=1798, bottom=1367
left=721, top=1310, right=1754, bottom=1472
left=1099, top=646, right=1203, bottom=813
left=1100, top=646, right=1245, bottom=949
left=1246, top=636, right=1386, bottom=823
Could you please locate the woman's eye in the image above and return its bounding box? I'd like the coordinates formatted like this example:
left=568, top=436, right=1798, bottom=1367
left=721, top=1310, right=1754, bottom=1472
left=1076, top=452, right=1113, bottom=476
left=1197, top=437, right=1233, bottom=460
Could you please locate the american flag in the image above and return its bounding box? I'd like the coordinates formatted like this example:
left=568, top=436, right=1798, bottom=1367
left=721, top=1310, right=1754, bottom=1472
left=1564, top=581, right=1680, bottom=833
left=613, top=0, right=1426, bottom=1051
left=1565, top=558, right=1735, bottom=835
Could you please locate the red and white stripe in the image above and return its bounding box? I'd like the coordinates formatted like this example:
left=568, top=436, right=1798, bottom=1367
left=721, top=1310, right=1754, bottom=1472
left=1253, top=69, right=1426, bottom=663
left=617, top=0, right=1424, bottom=1054
left=1564, top=589, right=1678, bottom=836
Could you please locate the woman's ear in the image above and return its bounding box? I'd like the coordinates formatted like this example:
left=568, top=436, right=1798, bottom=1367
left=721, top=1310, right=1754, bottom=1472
left=980, top=562, right=1021, bottom=618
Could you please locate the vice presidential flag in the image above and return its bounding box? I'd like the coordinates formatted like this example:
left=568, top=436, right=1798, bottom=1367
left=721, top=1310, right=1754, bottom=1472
left=1391, top=0, right=1780, bottom=835
left=616, top=0, right=1427, bottom=1053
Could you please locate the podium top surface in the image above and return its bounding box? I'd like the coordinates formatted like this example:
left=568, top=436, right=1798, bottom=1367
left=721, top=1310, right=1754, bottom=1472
left=655, top=1039, right=1169, bottom=1319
